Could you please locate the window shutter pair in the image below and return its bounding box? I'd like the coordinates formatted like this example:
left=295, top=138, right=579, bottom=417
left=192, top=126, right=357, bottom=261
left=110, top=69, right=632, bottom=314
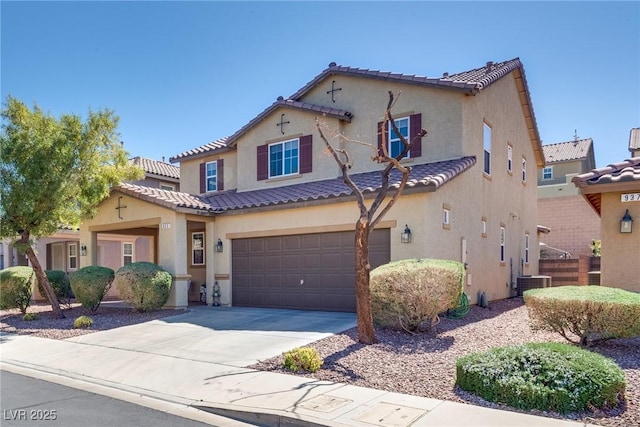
left=257, top=135, right=312, bottom=181
left=377, top=113, right=423, bottom=158
left=199, top=159, right=224, bottom=193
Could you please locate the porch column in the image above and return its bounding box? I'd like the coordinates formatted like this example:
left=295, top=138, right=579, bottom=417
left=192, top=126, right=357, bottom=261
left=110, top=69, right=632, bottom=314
left=205, top=221, right=216, bottom=306
left=160, top=216, right=190, bottom=309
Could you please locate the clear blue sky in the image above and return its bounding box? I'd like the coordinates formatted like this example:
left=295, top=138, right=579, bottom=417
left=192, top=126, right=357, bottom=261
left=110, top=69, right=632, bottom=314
left=2, top=1, right=639, bottom=168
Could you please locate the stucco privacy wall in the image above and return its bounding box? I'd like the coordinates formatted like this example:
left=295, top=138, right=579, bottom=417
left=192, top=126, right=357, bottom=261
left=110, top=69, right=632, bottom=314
left=600, top=192, right=640, bottom=291
left=80, top=193, right=192, bottom=307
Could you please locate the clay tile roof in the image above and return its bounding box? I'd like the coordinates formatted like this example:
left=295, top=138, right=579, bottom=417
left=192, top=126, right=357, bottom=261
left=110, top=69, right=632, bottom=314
left=115, top=183, right=216, bottom=213
left=131, top=156, right=180, bottom=179
left=630, top=128, right=640, bottom=151
left=202, top=156, right=476, bottom=211
left=290, top=58, right=524, bottom=100
left=572, top=157, right=640, bottom=188
left=169, top=137, right=230, bottom=163
left=542, top=139, right=593, bottom=163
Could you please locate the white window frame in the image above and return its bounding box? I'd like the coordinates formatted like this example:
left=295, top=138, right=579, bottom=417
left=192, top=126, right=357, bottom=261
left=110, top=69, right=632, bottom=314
left=483, top=122, right=492, bottom=175
left=443, top=208, right=450, bottom=225
left=522, top=157, right=527, bottom=182
left=206, top=161, right=217, bottom=192
left=507, top=144, right=513, bottom=173
left=192, top=232, right=205, bottom=266
left=542, top=166, right=553, bottom=181
left=499, top=226, right=506, bottom=263
left=123, top=242, right=134, bottom=265
left=269, top=138, right=299, bottom=178
left=481, top=218, right=487, bottom=237
left=387, top=116, right=410, bottom=159
left=524, top=233, right=530, bottom=264
left=68, top=243, right=78, bottom=270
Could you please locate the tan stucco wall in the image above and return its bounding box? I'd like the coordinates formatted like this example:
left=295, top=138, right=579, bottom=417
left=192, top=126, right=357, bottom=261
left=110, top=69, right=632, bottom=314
left=600, top=192, right=640, bottom=291
left=179, top=150, right=237, bottom=196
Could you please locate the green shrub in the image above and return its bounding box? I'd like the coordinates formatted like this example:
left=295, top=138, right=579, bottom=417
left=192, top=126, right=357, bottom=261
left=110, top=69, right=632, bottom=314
left=38, top=270, right=73, bottom=307
left=114, top=262, right=172, bottom=312
left=456, top=342, right=626, bottom=413
left=524, top=286, right=640, bottom=346
left=370, top=259, right=463, bottom=331
left=73, top=315, right=93, bottom=329
left=283, top=347, right=323, bottom=373
left=22, top=312, right=38, bottom=321
left=70, top=266, right=114, bottom=313
left=0, top=266, right=35, bottom=314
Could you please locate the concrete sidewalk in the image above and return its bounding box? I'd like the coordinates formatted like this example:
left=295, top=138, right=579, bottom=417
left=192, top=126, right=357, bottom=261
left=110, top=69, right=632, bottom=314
left=0, top=313, right=595, bottom=427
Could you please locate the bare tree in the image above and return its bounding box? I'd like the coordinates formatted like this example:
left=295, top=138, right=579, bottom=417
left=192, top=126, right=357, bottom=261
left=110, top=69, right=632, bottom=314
left=316, top=91, right=427, bottom=344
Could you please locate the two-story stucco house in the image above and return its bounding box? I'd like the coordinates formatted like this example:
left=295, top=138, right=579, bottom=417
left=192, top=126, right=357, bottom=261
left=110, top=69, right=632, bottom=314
left=537, top=138, right=600, bottom=258
left=80, top=58, right=545, bottom=310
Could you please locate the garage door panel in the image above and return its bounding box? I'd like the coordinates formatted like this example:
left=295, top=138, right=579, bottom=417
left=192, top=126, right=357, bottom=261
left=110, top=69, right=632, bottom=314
left=232, top=229, right=390, bottom=312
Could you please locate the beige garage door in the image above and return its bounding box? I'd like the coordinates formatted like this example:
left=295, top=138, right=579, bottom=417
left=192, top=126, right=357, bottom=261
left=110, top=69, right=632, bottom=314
left=232, top=229, right=390, bottom=312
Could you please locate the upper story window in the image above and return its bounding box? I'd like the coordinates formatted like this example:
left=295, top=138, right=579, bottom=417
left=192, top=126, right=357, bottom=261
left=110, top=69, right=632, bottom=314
left=160, top=183, right=175, bottom=191
left=542, top=166, right=553, bottom=180
left=483, top=122, right=492, bottom=175
left=507, top=144, right=513, bottom=173
left=499, top=226, right=506, bottom=263
left=123, top=242, right=134, bottom=265
left=270, top=138, right=299, bottom=178
left=443, top=204, right=451, bottom=230
left=389, top=117, right=410, bottom=158
left=522, top=157, right=527, bottom=183
left=200, top=159, right=224, bottom=193
left=206, top=161, right=218, bottom=191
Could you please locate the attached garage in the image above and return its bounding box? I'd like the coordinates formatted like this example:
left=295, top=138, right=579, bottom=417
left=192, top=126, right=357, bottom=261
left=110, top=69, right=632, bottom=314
left=232, top=229, right=390, bottom=312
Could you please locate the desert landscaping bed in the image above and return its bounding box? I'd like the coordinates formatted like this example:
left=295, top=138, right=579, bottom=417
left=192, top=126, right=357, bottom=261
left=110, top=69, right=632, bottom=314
left=1, top=298, right=637, bottom=427
left=250, top=298, right=639, bottom=427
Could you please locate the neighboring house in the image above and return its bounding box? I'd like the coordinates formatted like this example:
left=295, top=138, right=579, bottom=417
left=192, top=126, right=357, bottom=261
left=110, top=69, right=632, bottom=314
left=80, top=58, right=545, bottom=310
left=537, top=138, right=600, bottom=258
left=572, top=130, right=640, bottom=292
left=18, top=157, right=179, bottom=300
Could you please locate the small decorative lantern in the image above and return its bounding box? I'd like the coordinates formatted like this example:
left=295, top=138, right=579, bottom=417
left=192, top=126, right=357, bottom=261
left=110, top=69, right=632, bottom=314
left=212, top=281, right=221, bottom=306
left=401, top=225, right=412, bottom=243
left=80, top=244, right=87, bottom=256
left=216, top=238, right=223, bottom=252
left=620, top=209, right=633, bottom=233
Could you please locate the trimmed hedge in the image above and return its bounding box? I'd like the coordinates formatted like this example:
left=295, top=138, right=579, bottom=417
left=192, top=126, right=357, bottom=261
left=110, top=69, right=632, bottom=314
left=0, top=266, right=35, bottom=314
left=38, top=270, right=73, bottom=306
left=456, top=342, right=626, bottom=413
left=70, top=266, right=114, bottom=313
left=370, top=259, right=463, bottom=331
left=114, top=262, right=172, bottom=312
left=524, top=286, right=640, bottom=346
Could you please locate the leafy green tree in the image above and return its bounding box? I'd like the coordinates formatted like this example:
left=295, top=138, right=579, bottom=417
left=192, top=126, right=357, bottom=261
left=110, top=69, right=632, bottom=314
left=0, top=96, right=143, bottom=318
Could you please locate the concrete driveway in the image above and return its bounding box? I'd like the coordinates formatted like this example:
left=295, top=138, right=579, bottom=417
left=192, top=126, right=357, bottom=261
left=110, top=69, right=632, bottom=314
left=65, top=306, right=356, bottom=367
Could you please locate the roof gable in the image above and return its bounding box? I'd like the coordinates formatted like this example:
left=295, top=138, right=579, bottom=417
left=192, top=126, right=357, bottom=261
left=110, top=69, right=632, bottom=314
left=131, top=156, right=180, bottom=179
left=170, top=137, right=229, bottom=163
left=542, top=139, right=593, bottom=163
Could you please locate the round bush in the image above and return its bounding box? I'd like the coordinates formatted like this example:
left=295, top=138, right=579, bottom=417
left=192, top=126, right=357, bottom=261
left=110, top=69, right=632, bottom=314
left=456, top=342, right=626, bottom=413
left=283, top=347, right=323, bottom=373
left=370, top=259, right=463, bottom=331
left=114, top=262, right=172, bottom=312
left=38, top=270, right=73, bottom=306
left=524, top=286, right=640, bottom=345
left=73, top=315, right=93, bottom=329
left=70, top=266, right=114, bottom=313
left=22, top=312, right=38, bottom=321
left=0, top=266, right=35, bottom=314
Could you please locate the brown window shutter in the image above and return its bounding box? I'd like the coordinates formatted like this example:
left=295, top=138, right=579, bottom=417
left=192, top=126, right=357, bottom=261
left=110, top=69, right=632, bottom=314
left=299, top=135, right=312, bottom=173
left=217, top=159, right=224, bottom=191
left=409, top=113, right=422, bottom=158
left=377, top=121, right=384, bottom=157
left=257, top=145, right=268, bottom=180
left=199, top=162, right=206, bottom=193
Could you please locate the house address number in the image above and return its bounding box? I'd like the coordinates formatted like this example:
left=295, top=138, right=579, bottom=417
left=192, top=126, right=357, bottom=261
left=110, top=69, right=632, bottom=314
left=621, top=193, right=640, bottom=202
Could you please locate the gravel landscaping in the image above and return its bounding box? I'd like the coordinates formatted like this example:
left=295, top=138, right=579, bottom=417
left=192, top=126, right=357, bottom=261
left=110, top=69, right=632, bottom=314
left=250, top=298, right=639, bottom=427
left=2, top=298, right=637, bottom=427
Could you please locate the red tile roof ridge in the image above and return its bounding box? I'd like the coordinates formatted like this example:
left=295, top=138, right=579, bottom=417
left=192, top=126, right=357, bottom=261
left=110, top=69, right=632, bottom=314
left=572, top=157, right=640, bottom=187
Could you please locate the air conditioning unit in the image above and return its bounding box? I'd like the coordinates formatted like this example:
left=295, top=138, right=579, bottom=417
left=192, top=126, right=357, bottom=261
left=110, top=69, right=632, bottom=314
left=516, top=275, right=552, bottom=296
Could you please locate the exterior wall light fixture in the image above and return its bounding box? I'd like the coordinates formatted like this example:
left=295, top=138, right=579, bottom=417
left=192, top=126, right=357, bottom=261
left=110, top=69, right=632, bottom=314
left=401, top=225, right=412, bottom=243
left=216, top=238, right=224, bottom=252
left=80, top=244, right=87, bottom=256
left=620, top=209, right=633, bottom=233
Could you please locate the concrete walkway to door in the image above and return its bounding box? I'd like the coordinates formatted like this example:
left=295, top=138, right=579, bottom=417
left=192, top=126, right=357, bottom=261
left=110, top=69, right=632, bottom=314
left=64, top=306, right=357, bottom=367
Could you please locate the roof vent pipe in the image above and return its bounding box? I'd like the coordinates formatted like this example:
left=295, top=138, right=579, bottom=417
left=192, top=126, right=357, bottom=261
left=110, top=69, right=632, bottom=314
left=486, top=61, right=494, bottom=71
left=442, top=72, right=449, bottom=78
